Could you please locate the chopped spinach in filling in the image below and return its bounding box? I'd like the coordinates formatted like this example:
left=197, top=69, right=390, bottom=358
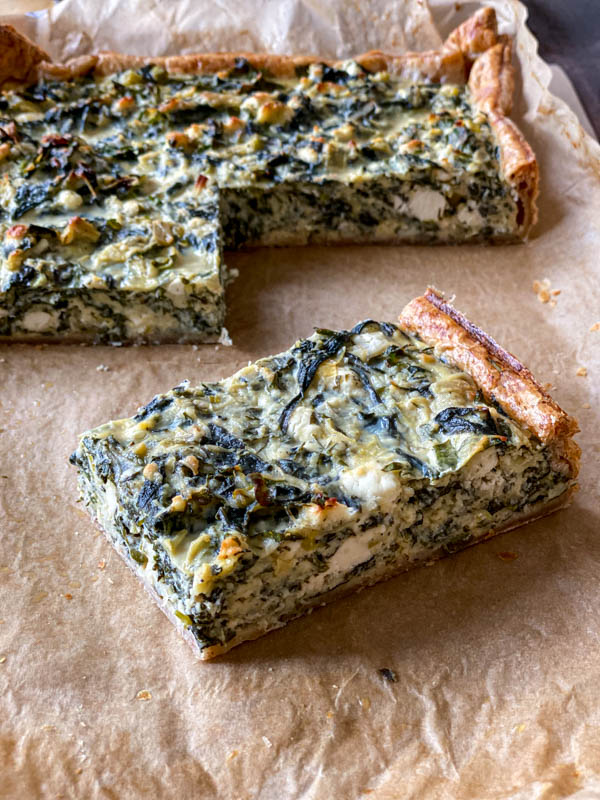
left=1, top=60, right=518, bottom=341
left=72, top=322, right=570, bottom=653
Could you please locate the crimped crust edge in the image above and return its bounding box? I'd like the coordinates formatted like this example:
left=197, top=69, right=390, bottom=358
left=398, top=287, right=580, bottom=480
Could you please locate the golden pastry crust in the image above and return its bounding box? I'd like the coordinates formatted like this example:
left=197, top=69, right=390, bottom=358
left=443, top=6, right=505, bottom=67
left=398, top=288, right=580, bottom=480
left=468, top=42, right=539, bottom=236
left=0, top=7, right=538, bottom=238
left=443, top=9, right=538, bottom=236
left=36, top=49, right=468, bottom=83
left=0, top=24, right=49, bottom=88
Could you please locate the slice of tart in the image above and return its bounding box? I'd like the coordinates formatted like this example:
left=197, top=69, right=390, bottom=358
left=70, top=289, right=579, bottom=659
left=0, top=8, right=537, bottom=342
left=0, top=179, right=225, bottom=343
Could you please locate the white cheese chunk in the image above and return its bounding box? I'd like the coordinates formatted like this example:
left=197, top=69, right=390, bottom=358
left=352, top=330, right=392, bottom=360
left=457, top=204, right=484, bottom=228
left=327, top=535, right=374, bottom=575
left=56, top=190, right=83, bottom=211
left=21, top=310, right=56, bottom=332
left=287, top=405, right=322, bottom=445
left=406, top=188, right=447, bottom=221
left=301, top=534, right=374, bottom=597
left=340, top=461, right=400, bottom=509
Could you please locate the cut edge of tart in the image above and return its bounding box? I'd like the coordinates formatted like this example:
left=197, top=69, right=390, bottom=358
left=70, top=288, right=579, bottom=660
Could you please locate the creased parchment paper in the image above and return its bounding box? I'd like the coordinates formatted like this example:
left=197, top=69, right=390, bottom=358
left=1, top=2, right=600, bottom=798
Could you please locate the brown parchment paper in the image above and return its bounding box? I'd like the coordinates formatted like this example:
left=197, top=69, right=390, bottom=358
left=1, top=1, right=600, bottom=798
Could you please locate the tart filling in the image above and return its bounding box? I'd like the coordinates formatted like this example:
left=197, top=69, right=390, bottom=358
left=2, top=48, right=523, bottom=341
left=71, top=315, right=577, bottom=658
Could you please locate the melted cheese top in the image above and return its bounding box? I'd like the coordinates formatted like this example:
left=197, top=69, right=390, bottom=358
left=77, top=321, right=537, bottom=591
left=1, top=60, right=511, bottom=293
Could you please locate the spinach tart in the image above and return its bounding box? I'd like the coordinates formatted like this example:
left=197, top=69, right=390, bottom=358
left=70, top=290, right=579, bottom=660
left=0, top=8, right=537, bottom=343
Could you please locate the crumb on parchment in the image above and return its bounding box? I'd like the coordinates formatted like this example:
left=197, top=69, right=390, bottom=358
left=576, top=367, right=588, bottom=377
left=379, top=668, right=398, bottom=683
left=533, top=280, right=561, bottom=307
left=218, top=327, right=232, bottom=347
left=136, top=690, right=152, bottom=701
left=515, top=723, right=527, bottom=734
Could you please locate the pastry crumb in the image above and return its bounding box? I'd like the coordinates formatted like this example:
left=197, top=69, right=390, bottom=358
left=590, top=322, right=600, bottom=332
left=218, top=327, right=232, bottom=347
left=143, top=462, right=159, bottom=480
left=0, top=656, right=6, bottom=664
left=582, top=402, right=591, bottom=409
left=498, top=551, right=518, bottom=561
left=98, top=560, right=106, bottom=570
left=532, top=279, right=559, bottom=305
left=515, top=723, right=527, bottom=734
left=227, top=750, right=239, bottom=761
left=63, top=593, right=73, bottom=600
left=135, top=690, right=152, bottom=701
left=532, top=279, right=550, bottom=303
left=576, top=367, right=587, bottom=377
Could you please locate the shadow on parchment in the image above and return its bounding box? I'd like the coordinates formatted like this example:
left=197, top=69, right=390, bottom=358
left=223, top=241, right=537, bottom=351
left=215, top=503, right=599, bottom=667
